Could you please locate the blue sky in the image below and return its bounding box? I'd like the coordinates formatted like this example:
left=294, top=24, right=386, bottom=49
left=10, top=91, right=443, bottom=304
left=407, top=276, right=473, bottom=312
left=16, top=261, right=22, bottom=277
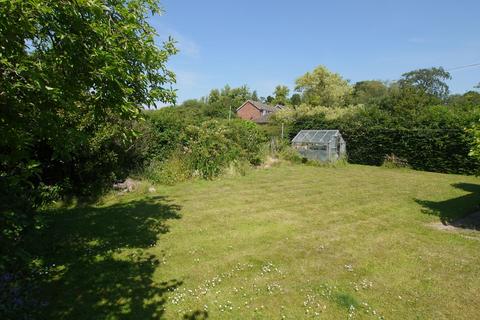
left=151, top=0, right=480, bottom=103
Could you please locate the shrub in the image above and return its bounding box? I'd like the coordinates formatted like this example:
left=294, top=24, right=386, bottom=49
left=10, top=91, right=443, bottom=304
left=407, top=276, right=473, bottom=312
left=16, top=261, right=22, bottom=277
left=144, top=109, right=189, bottom=161
left=144, top=156, right=190, bottom=185
left=183, top=121, right=235, bottom=179
left=277, top=145, right=303, bottom=163
left=224, top=119, right=267, bottom=165
left=141, top=114, right=267, bottom=184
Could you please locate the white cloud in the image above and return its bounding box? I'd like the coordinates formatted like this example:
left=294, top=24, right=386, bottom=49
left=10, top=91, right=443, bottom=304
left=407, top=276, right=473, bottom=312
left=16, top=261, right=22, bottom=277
left=175, top=70, right=202, bottom=88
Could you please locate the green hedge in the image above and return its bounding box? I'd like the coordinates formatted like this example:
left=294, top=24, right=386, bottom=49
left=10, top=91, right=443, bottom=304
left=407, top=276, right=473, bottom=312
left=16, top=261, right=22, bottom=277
left=288, top=106, right=480, bottom=174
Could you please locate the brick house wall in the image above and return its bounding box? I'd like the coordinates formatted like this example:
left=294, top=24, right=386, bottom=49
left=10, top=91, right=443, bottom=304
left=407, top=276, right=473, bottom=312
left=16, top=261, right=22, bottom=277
left=237, top=101, right=262, bottom=120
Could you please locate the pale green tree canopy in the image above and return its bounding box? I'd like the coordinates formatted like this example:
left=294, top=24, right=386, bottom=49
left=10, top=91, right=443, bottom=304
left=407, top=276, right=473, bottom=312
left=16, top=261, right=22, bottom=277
left=294, top=65, right=352, bottom=107
left=273, top=85, right=290, bottom=106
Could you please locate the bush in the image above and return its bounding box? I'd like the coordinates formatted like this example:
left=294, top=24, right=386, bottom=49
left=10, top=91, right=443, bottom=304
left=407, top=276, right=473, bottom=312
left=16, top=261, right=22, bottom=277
left=183, top=121, right=234, bottom=179
left=143, top=156, right=190, bottom=185
left=141, top=112, right=268, bottom=183
left=184, top=120, right=267, bottom=179
left=145, top=107, right=198, bottom=161
left=225, top=120, right=267, bottom=165
left=278, top=146, right=303, bottom=163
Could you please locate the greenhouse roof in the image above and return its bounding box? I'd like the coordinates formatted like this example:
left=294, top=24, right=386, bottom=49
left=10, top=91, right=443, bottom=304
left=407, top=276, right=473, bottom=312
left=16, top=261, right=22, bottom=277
left=291, top=130, right=341, bottom=144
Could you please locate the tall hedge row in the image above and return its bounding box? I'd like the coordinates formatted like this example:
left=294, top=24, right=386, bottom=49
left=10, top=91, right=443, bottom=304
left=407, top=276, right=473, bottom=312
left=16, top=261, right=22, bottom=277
left=288, top=106, right=480, bottom=174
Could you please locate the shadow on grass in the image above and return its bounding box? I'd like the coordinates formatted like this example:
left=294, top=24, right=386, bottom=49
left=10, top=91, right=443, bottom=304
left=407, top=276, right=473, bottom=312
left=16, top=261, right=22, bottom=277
left=27, top=195, right=203, bottom=319
left=182, top=310, right=209, bottom=319
left=415, top=183, right=480, bottom=230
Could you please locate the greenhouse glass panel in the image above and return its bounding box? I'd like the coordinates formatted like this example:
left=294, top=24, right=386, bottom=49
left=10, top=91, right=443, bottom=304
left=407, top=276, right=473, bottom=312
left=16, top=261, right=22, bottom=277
left=291, top=130, right=346, bottom=162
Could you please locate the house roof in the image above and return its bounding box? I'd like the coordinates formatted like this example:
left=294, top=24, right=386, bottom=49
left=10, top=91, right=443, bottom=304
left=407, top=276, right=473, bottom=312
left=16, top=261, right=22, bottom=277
left=292, top=130, right=343, bottom=144
left=237, top=100, right=278, bottom=112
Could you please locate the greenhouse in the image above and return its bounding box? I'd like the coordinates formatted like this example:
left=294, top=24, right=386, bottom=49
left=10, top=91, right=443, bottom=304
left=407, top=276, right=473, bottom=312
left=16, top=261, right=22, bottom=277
left=291, top=130, right=346, bottom=162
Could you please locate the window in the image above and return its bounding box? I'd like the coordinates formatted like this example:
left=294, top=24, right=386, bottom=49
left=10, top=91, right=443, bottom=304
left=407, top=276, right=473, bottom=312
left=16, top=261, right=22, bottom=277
left=310, top=145, right=327, bottom=151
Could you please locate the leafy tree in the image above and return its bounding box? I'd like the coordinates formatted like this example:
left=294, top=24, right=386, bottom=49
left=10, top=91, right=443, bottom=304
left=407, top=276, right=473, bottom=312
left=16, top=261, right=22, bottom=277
left=447, top=91, right=480, bottom=109
left=204, top=85, right=254, bottom=118
left=1, top=0, right=177, bottom=197
left=352, top=80, right=388, bottom=105
left=265, top=95, right=274, bottom=103
left=207, top=89, right=221, bottom=104
left=182, top=99, right=206, bottom=109
left=272, top=85, right=290, bottom=106
left=0, top=0, right=177, bottom=311
left=398, top=67, right=451, bottom=100
left=377, top=84, right=441, bottom=114
left=295, top=65, right=352, bottom=107
left=251, top=90, right=259, bottom=101
left=290, top=93, right=302, bottom=106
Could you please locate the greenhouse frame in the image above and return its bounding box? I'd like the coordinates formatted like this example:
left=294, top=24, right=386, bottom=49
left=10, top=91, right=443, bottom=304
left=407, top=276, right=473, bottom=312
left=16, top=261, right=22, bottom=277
left=291, top=130, right=346, bottom=162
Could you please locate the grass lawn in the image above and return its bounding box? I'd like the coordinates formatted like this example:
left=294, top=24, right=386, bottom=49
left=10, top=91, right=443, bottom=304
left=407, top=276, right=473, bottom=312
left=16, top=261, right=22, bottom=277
left=35, top=164, right=480, bottom=319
